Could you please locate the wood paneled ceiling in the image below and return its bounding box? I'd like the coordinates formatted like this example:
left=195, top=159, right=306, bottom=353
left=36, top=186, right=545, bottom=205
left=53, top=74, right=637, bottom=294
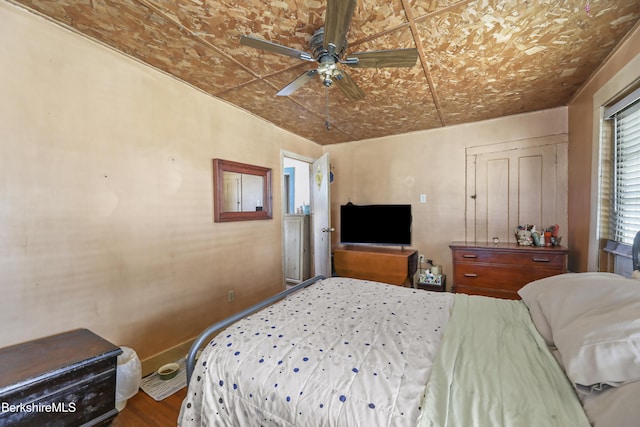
left=9, top=0, right=640, bottom=145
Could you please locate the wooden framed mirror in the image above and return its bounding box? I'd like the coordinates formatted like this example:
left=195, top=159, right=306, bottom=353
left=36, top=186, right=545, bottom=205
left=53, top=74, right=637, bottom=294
left=213, top=159, right=272, bottom=222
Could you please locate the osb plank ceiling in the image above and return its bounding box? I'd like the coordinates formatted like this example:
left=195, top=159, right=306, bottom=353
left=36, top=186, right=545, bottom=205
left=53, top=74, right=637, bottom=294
left=9, top=0, right=640, bottom=145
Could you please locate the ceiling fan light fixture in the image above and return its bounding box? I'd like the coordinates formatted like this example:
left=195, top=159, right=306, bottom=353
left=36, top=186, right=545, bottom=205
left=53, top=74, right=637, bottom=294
left=240, top=0, right=413, bottom=107
left=317, top=59, right=337, bottom=88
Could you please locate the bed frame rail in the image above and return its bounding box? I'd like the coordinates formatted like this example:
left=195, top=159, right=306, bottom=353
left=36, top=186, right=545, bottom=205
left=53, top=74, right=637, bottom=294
left=185, top=275, right=326, bottom=384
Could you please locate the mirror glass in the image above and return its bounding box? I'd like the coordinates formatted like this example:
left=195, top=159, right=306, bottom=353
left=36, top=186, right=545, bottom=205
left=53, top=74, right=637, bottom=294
left=213, top=159, right=272, bottom=222
left=222, top=171, right=264, bottom=212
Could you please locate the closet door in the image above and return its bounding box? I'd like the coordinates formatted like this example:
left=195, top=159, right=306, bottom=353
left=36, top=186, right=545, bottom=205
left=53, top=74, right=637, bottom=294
left=466, top=136, right=568, bottom=244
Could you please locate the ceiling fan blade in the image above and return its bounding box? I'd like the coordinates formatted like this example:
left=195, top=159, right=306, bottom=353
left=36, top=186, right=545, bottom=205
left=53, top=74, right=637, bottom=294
left=345, top=48, right=419, bottom=68
left=323, top=0, right=357, bottom=55
left=334, top=70, right=365, bottom=101
left=276, top=70, right=319, bottom=96
left=240, top=35, right=314, bottom=62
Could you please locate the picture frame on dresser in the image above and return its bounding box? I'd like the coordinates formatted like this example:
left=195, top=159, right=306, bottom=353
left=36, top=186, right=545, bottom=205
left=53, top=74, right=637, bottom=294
left=450, top=242, right=569, bottom=299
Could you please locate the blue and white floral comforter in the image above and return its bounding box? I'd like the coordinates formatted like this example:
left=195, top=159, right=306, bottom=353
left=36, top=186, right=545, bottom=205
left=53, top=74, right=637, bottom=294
left=179, top=277, right=454, bottom=426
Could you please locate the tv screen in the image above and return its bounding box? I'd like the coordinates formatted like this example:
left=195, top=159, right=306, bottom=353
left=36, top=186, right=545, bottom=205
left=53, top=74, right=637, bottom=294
left=340, top=203, right=412, bottom=246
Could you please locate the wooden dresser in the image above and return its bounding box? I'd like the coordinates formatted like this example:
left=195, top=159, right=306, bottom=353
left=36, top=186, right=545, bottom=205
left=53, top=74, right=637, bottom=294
left=450, top=242, right=569, bottom=299
left=0, top=329, right=122, bottom=426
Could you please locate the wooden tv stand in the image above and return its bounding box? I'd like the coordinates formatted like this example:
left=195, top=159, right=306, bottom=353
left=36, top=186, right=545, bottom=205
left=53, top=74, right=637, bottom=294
left=333, top=246, right=418, bottom=286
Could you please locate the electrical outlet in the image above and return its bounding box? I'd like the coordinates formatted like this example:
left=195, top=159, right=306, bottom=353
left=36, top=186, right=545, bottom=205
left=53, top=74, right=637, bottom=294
left=418, top=254, right=425, bottom=263
left=228, top=290, right=235, bottom=302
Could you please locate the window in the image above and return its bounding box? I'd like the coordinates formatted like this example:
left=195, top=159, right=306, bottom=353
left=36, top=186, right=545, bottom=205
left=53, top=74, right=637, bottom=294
left=606, top=88, right=640, bottom=245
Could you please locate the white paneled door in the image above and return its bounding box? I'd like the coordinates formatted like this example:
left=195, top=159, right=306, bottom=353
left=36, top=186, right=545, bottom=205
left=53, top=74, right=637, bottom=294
left=312, top=153, right=332, bottom=277
left=466, top=136, right=568, bottom=244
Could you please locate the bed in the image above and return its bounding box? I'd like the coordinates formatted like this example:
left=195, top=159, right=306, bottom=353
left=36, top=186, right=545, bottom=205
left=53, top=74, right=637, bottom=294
left=178, top=273, right=640, bottom=426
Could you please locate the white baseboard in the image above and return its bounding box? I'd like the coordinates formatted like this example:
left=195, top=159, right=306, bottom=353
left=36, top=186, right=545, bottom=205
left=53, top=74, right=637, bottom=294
left=140, top=338, right=195, bottom=377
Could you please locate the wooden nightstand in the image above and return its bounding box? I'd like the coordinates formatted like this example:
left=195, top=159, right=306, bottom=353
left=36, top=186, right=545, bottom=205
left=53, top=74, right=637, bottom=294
left=0, top=329, right=122, bottom=426
left=450, top=242, right=568, bottom=299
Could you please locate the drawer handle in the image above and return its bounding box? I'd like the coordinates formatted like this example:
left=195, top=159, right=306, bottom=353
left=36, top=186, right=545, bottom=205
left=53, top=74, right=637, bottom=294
left=532, top=258, right=551, bottom=263
left=462, top=254, right=478, bottom=259
left=464, top=273, right=478, bottom=278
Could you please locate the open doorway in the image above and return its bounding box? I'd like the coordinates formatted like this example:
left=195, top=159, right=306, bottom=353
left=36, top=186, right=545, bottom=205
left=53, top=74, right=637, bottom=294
left=282, top=154, right=312, bottom=288
left=281, top=152, right=333, bottom=288
left=283, top=157, right=311, bottom=215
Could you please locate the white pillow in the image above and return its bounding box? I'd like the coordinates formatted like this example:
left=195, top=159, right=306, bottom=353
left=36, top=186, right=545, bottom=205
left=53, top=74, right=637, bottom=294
left=581, top=380, right=640, bottom=427
left=518, top=272, right=622, bottom=346
left=532, top=273, right=640, bottom=392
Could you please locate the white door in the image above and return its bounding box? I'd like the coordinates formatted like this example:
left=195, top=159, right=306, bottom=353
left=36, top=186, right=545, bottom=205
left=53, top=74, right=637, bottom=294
left=311, top=153, right=332, bottom=277
left=223, top=172, right=241, bottom=212
left=466, top=136, right=568, bottom=244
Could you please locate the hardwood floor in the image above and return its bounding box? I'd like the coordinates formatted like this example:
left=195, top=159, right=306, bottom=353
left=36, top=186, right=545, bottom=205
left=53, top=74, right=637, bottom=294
left=111, top=387, right=186, bottom=426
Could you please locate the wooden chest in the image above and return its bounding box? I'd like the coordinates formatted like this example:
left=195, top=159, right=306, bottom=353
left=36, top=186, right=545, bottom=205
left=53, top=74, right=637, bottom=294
left=0, top=329, right=122, bottom=426
left=450, top=242, right=569, bottom=299
left=334, top=246, right=418, bottom=286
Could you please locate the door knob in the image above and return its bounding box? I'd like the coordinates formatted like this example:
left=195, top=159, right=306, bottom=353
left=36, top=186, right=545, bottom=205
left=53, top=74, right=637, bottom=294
left=321, top=227, right=335, bottom=233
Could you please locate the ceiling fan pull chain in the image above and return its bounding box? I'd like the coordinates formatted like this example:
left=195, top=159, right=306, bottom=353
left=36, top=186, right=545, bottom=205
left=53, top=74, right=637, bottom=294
left=325, top=86, right=331, bottom=131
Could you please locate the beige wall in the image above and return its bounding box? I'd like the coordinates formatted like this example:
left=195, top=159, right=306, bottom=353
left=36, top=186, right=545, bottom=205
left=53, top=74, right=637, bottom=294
left=324, top=107, right=568, bottom=282
left=568, top=23, right=640, bottom=272
left=0, top=2, right=322, bottom=358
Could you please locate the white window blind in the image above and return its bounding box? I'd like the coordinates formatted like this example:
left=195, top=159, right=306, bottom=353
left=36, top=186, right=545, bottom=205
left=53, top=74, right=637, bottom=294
left=609, top=97, right=640, bottom=244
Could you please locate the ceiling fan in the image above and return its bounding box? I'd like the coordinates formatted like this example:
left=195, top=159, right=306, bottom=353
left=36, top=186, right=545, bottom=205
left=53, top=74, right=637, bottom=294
left=239, top=0, right=418, bottom=103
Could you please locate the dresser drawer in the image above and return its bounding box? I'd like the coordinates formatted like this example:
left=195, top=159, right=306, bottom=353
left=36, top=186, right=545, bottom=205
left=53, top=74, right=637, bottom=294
left=453, top=249, right=565, bottom=268
left=454, top=284, right=516, bottom=299
left=454, top=264, right=565, bottom=291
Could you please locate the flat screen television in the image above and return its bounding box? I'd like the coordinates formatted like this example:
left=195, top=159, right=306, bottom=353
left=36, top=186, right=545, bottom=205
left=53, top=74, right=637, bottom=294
left=340, top=203, right=412, bottom=246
